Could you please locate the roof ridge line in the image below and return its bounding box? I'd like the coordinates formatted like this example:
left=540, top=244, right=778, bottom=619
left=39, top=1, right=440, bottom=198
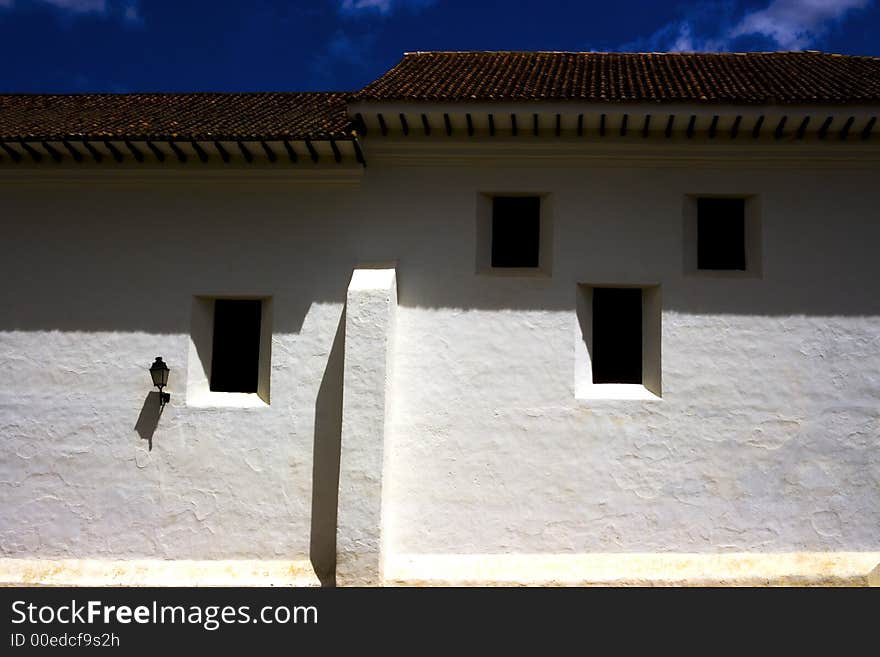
left=0, top=91, right=353, bottom=97
left=400, top=49, right=878, bottom=58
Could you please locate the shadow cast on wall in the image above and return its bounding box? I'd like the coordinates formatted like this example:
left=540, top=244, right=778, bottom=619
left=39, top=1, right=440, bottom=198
left=2, top=177, right=880, bottom=335
left=134, top=391, right=163, bottom=451
left=310, top=310, right=345, bottom=587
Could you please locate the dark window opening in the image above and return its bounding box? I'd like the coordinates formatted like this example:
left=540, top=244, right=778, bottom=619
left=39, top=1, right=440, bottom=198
left=697, top=198, right=746, bottom=270
left=592, top=288, right=642, bottom=384
left=210, top=299, right=262, bottom=393
left=491, top=196, right=540, bottom=267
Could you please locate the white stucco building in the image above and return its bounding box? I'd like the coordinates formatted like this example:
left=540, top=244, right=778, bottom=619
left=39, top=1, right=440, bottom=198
left=1, top=51, right=879, bottom=586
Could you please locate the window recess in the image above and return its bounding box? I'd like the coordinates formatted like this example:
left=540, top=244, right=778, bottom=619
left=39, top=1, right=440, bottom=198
left=476, top=193, right=553, bottom=276
left=575, top=284, right=661, bottom=400
left=186, top=296, right=273, bottom=407
left=697, top=198, right=746, bottom=271
left=210, top=299, right=262, bottom=393
left=684, top=195, right=762, bottom=278
left=491, top=196, right=541, bottom=268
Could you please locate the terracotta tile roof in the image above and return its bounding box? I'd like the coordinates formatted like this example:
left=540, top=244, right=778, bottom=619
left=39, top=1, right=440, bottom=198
left=2, top=52, right=878, bottom=143
left=0, top=92, right=353, bottom=141
left=354, top=51, right=880, bottom=104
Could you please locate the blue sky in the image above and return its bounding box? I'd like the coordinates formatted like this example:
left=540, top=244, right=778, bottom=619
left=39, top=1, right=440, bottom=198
left=0, top=0, right=878, bottom=92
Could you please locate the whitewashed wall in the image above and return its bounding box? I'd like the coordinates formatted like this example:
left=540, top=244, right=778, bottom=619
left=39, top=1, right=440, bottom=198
left=1, top=143, right=879, bottom=574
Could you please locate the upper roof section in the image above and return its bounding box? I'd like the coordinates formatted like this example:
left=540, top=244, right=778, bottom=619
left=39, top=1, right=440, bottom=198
left=0, top=92, right=352, bottom=141
left=354, top=51, right=880, bottom=105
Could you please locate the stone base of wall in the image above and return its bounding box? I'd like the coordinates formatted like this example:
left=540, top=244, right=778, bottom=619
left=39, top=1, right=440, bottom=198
left=3, top=554, right=878, bottom=586
left=383, top=553, right=880, bottom=587
left=0, top=559, right=320, bottom=587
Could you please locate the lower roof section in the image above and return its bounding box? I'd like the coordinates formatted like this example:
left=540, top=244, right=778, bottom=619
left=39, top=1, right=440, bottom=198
left=0, top=92, right=353, bottom=142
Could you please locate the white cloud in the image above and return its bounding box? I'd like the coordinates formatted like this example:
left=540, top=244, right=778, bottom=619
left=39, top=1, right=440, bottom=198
left=42, top=0, right=106, bottom=11
left=730, top=0, right=869, bottom=49
left=310, top=30, right=378, bottom=87
left=338, top=0, right=435, bottom=16
left=340, top=0, right=391, bottom=14
left=621, top=0, right=871, bottom=52
left=626, top=18, right=721, bottom=53
left=121, top=1, right=140, bottom=25
left=327, top=30, right=373, bottom=64
left=668, top=22, right=696, bottom=52
left=0, top=0, right=141, bottom=24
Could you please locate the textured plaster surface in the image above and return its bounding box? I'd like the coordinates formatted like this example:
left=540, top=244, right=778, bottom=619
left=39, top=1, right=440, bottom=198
left=387, top=309, right=880, bottom=554
left=0, top=326, right=334, bottom=559
left=1, top=148, right=879, bottom=571
left=0, top=181, right=364, bottom=562
left=336, top=268, right=397, bottom=585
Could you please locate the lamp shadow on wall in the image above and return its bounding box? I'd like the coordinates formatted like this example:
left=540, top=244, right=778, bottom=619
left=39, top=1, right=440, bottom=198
left=134, top=391, right=163, bottom=451
left=310, top=309, right=345, bottom=587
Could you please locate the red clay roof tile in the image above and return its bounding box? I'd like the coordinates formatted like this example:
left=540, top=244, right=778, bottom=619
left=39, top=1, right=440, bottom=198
left=0, top=92, right=352, bottom=141
left=354, top=51, right=880, bottom=104
left=2, top=52, right=879, bottom=141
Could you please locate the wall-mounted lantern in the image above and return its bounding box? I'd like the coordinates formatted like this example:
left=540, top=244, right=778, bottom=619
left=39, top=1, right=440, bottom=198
left=149, top=357, right=171, bottom=407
